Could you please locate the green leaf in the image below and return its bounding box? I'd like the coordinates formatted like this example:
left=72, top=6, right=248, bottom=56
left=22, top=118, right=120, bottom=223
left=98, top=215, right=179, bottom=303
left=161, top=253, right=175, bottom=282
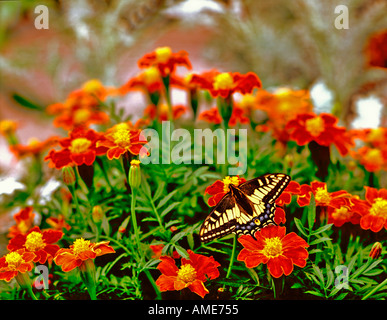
left=160, top=201, right=181, bottom=217
left=309, top=237, right=332, bottom=246
left=293, top=218, right=308, bottom=237
left=12, top=93, right=43, bottom=110
left=307, top=195, right=316, bottom=230
left=174, top=245, right=189, bottom=259
left=157, top=190, right=178, bottom=209
left=311, top=223, right=333, bottom=235
left=305, top=290, right=325, bottom=298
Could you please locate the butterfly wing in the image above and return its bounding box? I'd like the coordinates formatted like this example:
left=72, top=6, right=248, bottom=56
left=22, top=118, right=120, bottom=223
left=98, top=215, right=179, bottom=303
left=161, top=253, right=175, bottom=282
left=199, top=193, right=238, bottom=243
left=200, top=173, right=290, bottom=243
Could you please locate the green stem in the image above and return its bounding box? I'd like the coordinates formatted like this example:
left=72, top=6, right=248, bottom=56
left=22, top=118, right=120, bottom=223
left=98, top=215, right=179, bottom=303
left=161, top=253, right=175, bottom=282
left=362, top=277, right=387, bottom=300
left=131, top=188, right=142, bottom=261
left=226, top=234, right=237, bottom=279
left=144, top=269, right=162, bottom=300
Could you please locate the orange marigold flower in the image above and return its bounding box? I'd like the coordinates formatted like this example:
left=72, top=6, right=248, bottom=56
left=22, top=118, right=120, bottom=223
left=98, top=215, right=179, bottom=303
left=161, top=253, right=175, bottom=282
left=191, top=70, right=262, bottom=99
left=365, top=29, right=387, bottom=69
left=144, top=104, right=188, bottom=122
left=44, top=127, right=105, bottom=169
left=327, top=201, right=361, bottom=227
left=352, top=187, right=387, bottom=233
left=297, top=181, right=351, bottom=209
left=155, top=249, right=220, bottom=298
left=255, top=88, right=313, bottom=143
left=119, top=67, right=164, bottom=95
left=286, top=112, right=354, bottom=156
left=138, top=47, right=192, bottom=77
left=54, top=238, right=115, bottom=272
left=7, top=207, right=36, bottom=238
left=7, top=226, right=63, bottom=264
left=46, top=215, right=71, bottom=232
left=9, top=136, right=59, bottom=159
left=149, top=244, right=180, bottom=259
left=97, top=122, right=147, bottom=160
left=237, top=226, right=309, bottom=278
left=205, top=176, right=247, bottom=207
left=0, top=249, right=35, bottom=282
left=47, top=79, right=115, bottom=130
left=351, top=146, right=387, bottom=172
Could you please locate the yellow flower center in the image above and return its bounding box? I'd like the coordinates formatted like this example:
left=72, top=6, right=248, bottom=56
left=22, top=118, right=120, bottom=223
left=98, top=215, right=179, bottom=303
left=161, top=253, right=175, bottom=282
left=262, top=237, right=283, bottom=258
left=155, top=47, right=172, bottom=63
left=112, top=127, right=132, bottom=148
left=5, top=252, right=25, bottom=270
left=305, top=116, right=325, bottom=137
left=0, top=120, right=17, bottom=135
left=370, top=198, right=387, bottom=218
left=27, top=137, right=40, bottom=147
left=18, top=221, right=30, bottom=234
left=315, top=187, right=331, bottom=205
left=222, top=176, right=241, bottom=192
left=69, top=138, right=92, bottom=154
left=275, top=87, right=292, bottom=97
left=213, top=73, right=234, bottom=90
left=364, top=148, right=383, bottom=165
left=183, top=73, right=193, bottom=85
left=368, top=128, right=384, bottom=144
left=143, top=67, right=160, bottom=85
left=177, top=264, right=197, bottom=283
left=82, top=79, right=103, bottom=94
left=72, top=238, right=91, bottom=255
left=239, top=94, right=256, bottom=110
left=331, top=206, right=352, bottom=221
left=73, top=109, right=91, bottom=124
left=25, top=231, right=45, bottom=251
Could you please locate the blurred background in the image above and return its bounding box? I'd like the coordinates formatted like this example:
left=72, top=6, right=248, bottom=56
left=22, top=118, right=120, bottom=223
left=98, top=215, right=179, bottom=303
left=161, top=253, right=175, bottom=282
left=0, top=0, right=386, bottom=183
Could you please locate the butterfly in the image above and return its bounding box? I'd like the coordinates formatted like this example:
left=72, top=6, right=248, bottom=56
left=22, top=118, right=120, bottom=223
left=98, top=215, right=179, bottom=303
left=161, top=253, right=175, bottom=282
left=199, top=173, right=290, bottom=243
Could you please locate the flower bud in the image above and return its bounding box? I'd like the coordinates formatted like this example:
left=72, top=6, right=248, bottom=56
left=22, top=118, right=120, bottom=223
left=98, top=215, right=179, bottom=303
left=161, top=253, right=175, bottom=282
left=128, top=159, right=141, bottom=189
left=92, top=205, right=104, bottom=224
left=369, top=242, right=382, bottom=260
left=62, top=166, right=76, bottom=186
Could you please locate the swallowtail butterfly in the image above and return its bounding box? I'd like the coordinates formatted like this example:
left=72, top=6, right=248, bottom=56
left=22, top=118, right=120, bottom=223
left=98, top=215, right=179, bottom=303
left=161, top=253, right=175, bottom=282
left=199, top=173, right=290, bottom=243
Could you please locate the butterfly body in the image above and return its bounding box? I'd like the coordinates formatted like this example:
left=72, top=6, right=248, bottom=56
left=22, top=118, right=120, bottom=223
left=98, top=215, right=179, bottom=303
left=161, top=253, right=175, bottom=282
left=200, top=173, right=290, bottom=243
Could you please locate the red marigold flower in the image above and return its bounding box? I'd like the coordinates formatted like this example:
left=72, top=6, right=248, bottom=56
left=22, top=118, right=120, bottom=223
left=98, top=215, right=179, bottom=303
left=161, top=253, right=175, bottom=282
left=286, top=112, right=354, bottom=156
left=352, top=186, right=387, bottom=232
left=365, top=29, right=387, bottom=69
left=7, top=226, right=63, bottom=264
left=205, top=176, right=246, bottom=207
left=44, top=127, right=105, bottom=169
left=54, top=238, right=115, bottom=272
left=191, top=70, right=262, bottom=99
left=198, top=107, right=223, bottom=125
left=138, top=47, right=192, bottom=77
left=97, top=122, right=147, bottom=160
left=155, top=249, right=220, bottom=298
left=0, top=249, right=35, bottom=282
left=237, top=226, right=309, bottom=278
left=7, top=207, right=36, bottom=238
